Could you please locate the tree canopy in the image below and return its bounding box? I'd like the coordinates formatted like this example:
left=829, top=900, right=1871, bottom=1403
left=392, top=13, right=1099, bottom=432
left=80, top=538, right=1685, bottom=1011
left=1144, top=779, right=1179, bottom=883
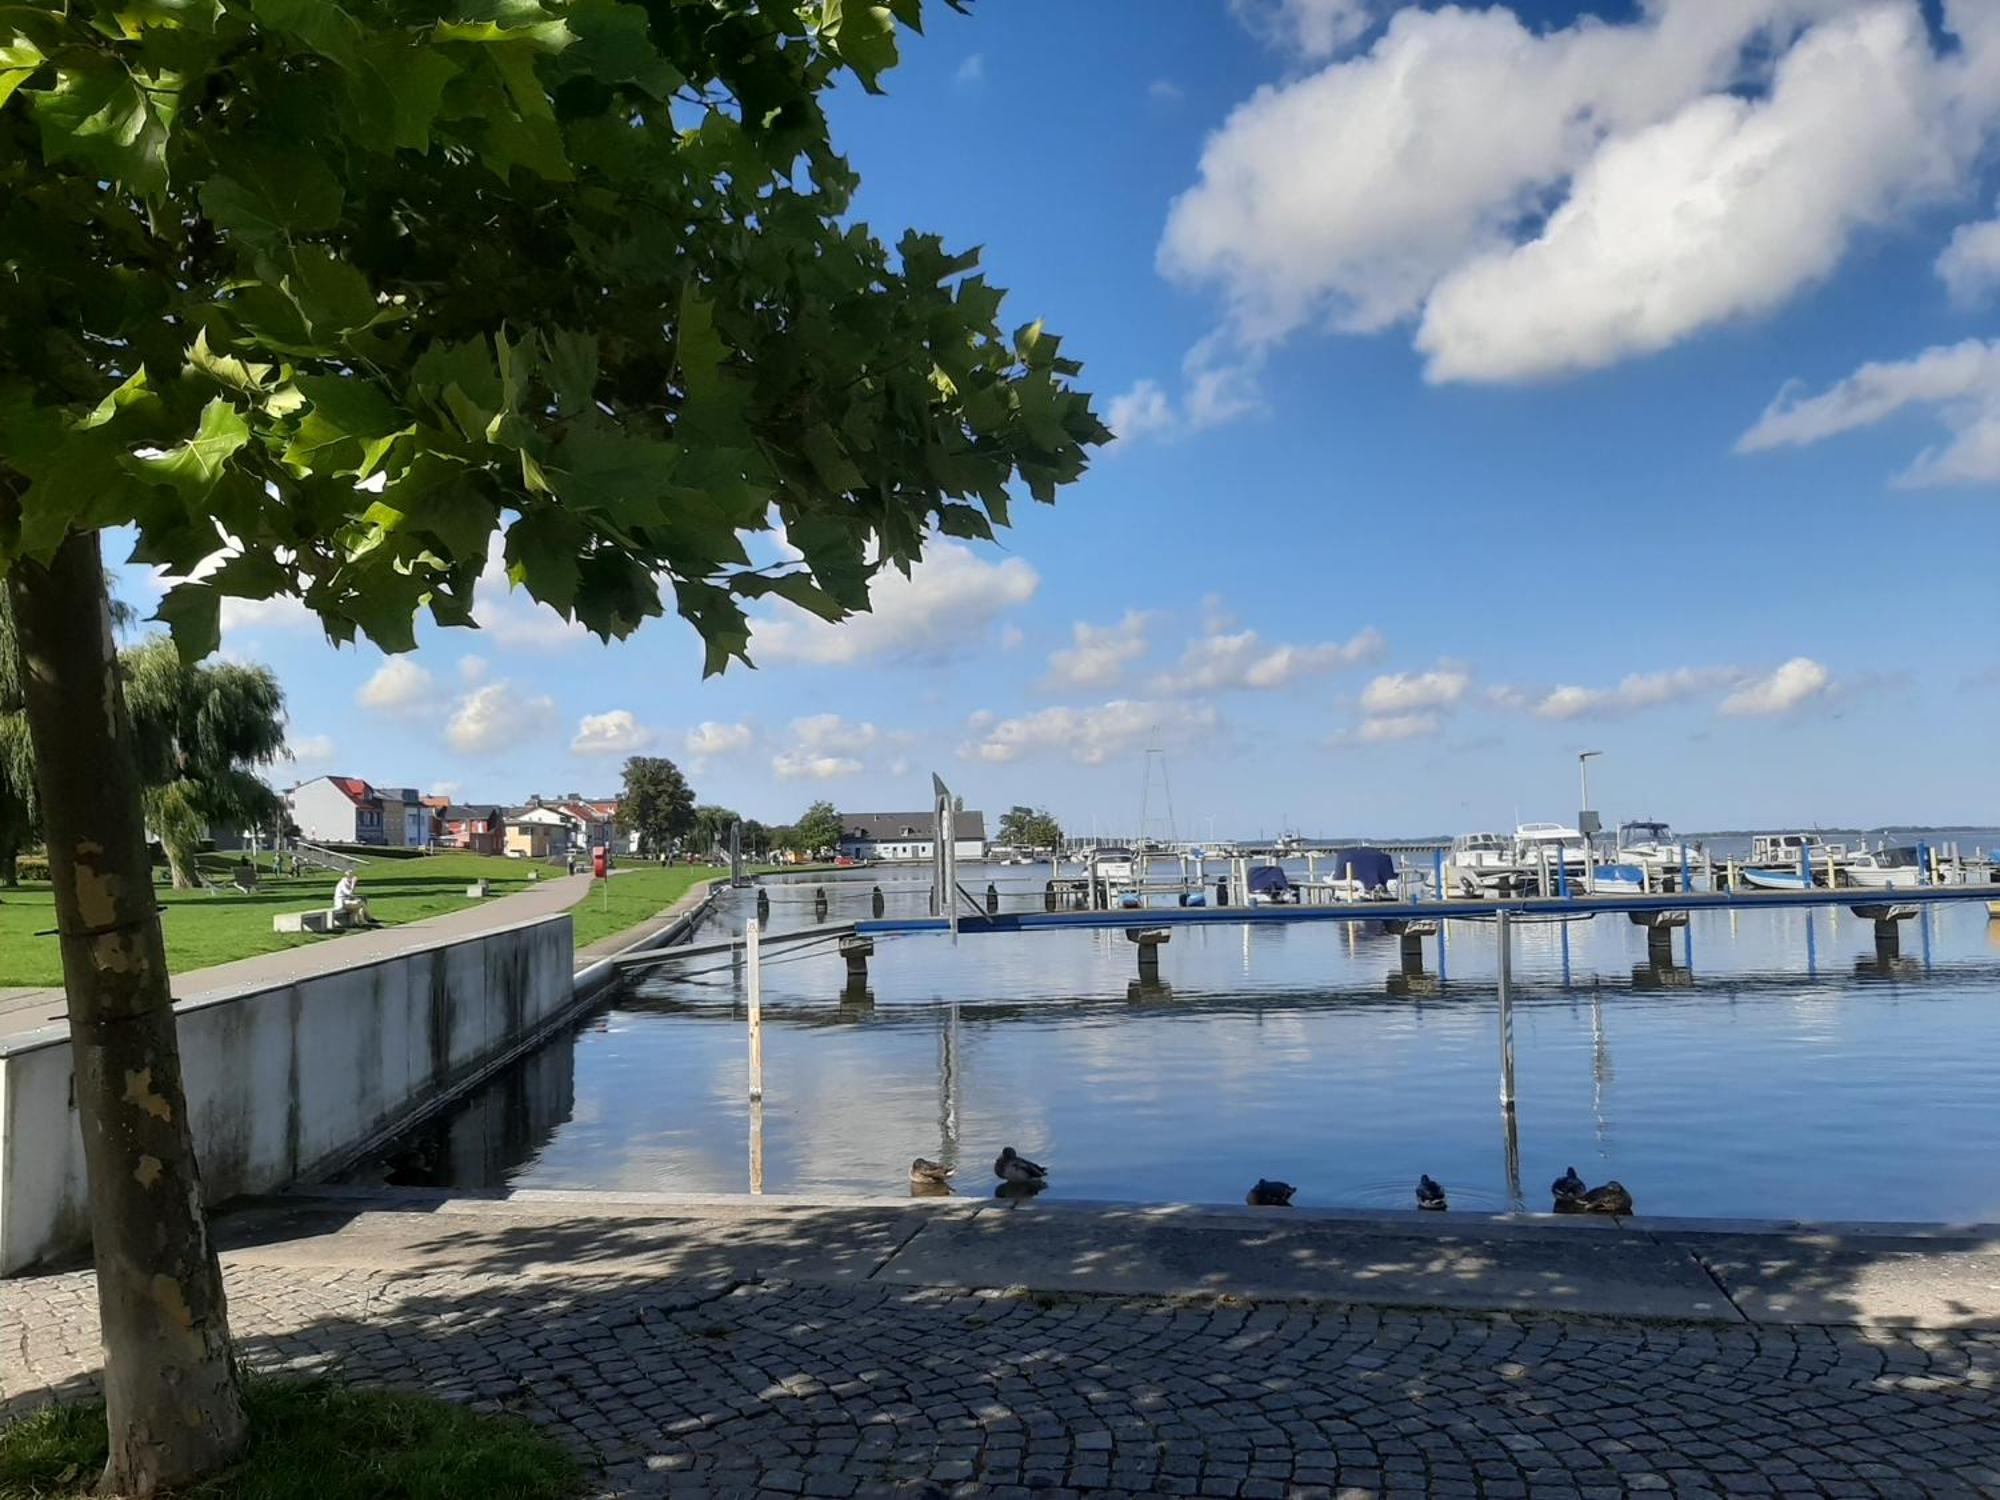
left=0, top=0, right=1107, bottom=670
left=794, top=798, right=842, bottom=853
left=997, top=804, right=1061, bottom=849
left=617, top=755, right=695, bottom=854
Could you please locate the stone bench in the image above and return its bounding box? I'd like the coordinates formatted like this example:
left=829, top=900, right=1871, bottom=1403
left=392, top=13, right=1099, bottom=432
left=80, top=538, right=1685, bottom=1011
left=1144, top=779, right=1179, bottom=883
left=272, top=908, right=358, bottom=935
left=465, top=880, right=491, bottom=898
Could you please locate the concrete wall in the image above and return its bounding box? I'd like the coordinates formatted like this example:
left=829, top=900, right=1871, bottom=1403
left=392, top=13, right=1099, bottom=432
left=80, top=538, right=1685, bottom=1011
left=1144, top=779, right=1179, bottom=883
left=0, top=914, right=573, bottom=1275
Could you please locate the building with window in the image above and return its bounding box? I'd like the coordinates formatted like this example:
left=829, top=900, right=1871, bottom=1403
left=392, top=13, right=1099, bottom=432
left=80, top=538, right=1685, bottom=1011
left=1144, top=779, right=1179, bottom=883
left=288, top=776, right=387, bottom=846
left=835, top=810, right=986, bottom=863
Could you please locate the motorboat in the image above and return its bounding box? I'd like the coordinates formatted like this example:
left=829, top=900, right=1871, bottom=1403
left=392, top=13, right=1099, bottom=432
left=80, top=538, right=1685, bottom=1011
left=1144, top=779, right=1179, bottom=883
left=1321, top=846, right=1395, bottom=901
left=1739, top=867, right=1814, bottom=892
left=1845, top=846, right=1924, bottom=889
left=1587, top=862, right=1646, bottom=895
left=1089, top=845, right=1135, bottom=884
left=1616, top=820, right=1699, bottom=874
left=1744, top=840, right=1848, bottom=888
left=1514, top=822, right=1589, bottom=893
left=1246, top=865, right=1298, bottom=905
left=1445, top=831, right=1516, bottom=896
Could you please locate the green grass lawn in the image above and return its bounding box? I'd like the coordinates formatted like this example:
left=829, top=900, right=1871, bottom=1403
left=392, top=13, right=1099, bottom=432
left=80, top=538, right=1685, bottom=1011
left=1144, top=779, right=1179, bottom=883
left=0, top=1377, right=578, bottom=1499
left=568, top=863, right=720, bottom=951
left=0, top=851, right=541, bottom=988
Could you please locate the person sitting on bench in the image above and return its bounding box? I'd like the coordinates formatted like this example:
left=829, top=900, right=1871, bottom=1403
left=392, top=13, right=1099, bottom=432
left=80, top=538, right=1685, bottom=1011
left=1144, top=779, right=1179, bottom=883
left=332, top=871, right=374, bottom=927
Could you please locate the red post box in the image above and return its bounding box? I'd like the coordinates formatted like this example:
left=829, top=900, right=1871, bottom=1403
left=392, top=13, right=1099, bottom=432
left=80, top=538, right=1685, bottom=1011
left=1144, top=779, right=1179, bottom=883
left=592, top=844, right=607, bottom=879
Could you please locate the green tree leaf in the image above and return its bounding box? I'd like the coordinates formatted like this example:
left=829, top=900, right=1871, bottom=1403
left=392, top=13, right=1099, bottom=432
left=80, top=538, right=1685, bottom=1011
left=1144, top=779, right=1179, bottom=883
left=0, top=38, right=44, bottom=108
left=151, top=581, right=222, bottom=663
left=283, top=374, right=408, bottom=477
left=199, top=140, right=343, bottom=246
left=124, top=398, right=250, bottom=502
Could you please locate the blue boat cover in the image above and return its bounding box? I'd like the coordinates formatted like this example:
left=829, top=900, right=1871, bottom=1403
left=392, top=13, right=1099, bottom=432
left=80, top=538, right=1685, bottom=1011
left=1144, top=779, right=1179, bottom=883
left=1248, top=865, right=1293, bottom=895
left=1329, top=847, right=1394, bottom=890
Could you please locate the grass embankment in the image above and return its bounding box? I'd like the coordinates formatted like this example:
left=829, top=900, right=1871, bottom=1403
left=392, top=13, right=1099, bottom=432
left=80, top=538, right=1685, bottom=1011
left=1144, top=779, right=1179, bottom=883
left=0, top=1378, right=577, bottom=1500
left=0, top=851, right=539, bottom=988
left=567, top=863, right=719, bottom=950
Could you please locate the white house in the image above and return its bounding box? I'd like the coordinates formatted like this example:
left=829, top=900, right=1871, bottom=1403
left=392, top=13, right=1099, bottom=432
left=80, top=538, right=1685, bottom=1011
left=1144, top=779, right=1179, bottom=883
left=504, top=806, right=575, bottom=860
left=288, top=776, right=387, bottom=846
left=836, top=810, right=986, bottom=863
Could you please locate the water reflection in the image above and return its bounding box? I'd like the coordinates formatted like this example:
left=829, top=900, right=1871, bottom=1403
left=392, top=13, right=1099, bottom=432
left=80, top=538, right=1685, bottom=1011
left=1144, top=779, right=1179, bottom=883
left=351, top=866, right=2000, bottom=1223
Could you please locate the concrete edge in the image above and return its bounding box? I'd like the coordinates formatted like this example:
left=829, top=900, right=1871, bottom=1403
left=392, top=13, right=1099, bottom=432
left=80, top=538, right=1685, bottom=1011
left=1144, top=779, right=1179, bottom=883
left=262, top=1185, right=2000, bottom=1249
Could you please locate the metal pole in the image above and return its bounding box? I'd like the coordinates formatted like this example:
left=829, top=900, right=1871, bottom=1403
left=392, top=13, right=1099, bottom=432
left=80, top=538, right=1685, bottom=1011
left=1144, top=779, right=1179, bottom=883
left=1497, top=908, right=1516, bottom=1110
left=746, top=915, right=764, bottom=1102
left=1680, top=844, right=1691, bottom=896
left=1432, top=847, right=1443, bottom=902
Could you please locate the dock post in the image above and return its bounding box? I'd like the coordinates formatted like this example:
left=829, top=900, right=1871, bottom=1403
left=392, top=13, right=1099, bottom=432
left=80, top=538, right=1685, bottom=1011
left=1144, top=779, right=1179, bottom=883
left=872, top=884, right=885, bottom=917
left=1497, top=909, right=1516, bottom=1110
left=1127, top=927, right=1169, bottom=982
left=814, top=886, right=828, bottom=920
left=1646, top=925, right=1674, bottom=966
left=746, top=916, right=764, bottom=1102
left=1680, top=845, right=1692, bottom=896
left=1918, top=841, right=1932, bottom=885
left=756, top=886, right=770, bottom=922
left=840, top=933, right=875, bottom=984
left=1432, top=848, right=1443, bottom=902
left=986, top=881, right=999, bottom=915
left=1215, top=876, right=1229, bottom=907
left=1556, top=850, right=1569, bottom=899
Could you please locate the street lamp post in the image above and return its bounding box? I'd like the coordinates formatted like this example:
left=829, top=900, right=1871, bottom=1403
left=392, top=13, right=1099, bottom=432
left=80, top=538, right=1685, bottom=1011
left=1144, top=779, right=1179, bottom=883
left=1578, top=750, right=1603, bottom=893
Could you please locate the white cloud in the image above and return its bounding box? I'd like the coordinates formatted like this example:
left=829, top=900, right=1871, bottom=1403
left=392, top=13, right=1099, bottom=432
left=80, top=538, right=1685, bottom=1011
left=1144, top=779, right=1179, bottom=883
left=684, top=721, right=755, bottom=762
left=1229, top=0, right=1376, bottom=59
left=287, top=734, right=336, bottom=762
left=1153, top=621, right=1381, bottom=694
left=457, top=654, right=489, bottom=685
left=219, top=594, right=317, bottom=634
left=473, top=533, right=591, bottom=649
left=447, top=680, right=555, bottom=753
left=772, top=749, right=864, bottom=780
left=1530, top=667, right=1734, bottom=720
left=1418, top=6, right=1972, bottom=382
left=1104, top=340, right=1265, bottom=446
left=997, top=623, right=1025, bottom=651
left=790, top=714, right=879, bottom=753
left=571, top=710, right=654, bottom=755
left=1359, top=663, right=1470, bottom=715
left=1161, top=0, right=2000, bottom=383
left=430, top=780, right=462, bottom=801
left=1738, top=338, right=2000, bottom=485
left=1334, top=712, right=1442, bottom=745
left=1149, top=78, right=1186, bottom=104
left=1044, top=611, right=1152, bottom=690
left=1937, top=201, right=2000, bottom=304
left=955, top=52, right=984, bottom=85
left=357, top=657, right=435, bottom=712
left=749, top=539, right=1038, bottom=666
left=958, top=699, right=1219, bottom=766
left=1720, top=657, right=1832, bottom=716
left=1105, top=380, right=1176, bottom=445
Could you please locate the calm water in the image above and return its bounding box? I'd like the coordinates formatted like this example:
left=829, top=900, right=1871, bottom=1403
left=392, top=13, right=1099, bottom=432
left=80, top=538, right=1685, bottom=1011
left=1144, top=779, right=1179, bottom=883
left=354, top=865, right=2000, bottom=1223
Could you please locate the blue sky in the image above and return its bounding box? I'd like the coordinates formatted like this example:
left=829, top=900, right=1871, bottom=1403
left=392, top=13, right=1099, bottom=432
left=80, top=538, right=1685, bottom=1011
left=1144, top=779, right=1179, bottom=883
left=119, top=0, right=2000, bottom=835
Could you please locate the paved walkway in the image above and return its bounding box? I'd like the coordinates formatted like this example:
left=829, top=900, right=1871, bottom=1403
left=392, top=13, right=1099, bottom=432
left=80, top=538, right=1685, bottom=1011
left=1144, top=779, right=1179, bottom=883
left=0, top=872, right=601, bottom=1047
left=8, top=1194, right=2000, bottom=1498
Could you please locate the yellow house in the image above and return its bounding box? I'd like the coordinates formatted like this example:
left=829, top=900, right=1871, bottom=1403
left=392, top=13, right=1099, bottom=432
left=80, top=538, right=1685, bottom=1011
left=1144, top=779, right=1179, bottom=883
left=504, top=807, right=573, bottom=859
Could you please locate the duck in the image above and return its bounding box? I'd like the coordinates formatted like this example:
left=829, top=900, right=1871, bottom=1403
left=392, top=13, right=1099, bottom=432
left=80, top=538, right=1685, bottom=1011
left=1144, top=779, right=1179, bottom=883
left=909, top=1157, right=953, bottom=1189
left=1578, top=1180, right=1633, bottom=1215
left=1245, top=1178, right=1296, bottom=1207
left=1551, top=1166, right=1587, bottom=1209
left=994, top=1146, right=1048, bottom=1186
left=1416, top=1174, right=1448, bottom=1211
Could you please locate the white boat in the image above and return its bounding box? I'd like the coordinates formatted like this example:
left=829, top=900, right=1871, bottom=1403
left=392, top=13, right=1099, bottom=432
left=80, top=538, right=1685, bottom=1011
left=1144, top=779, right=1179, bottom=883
left=1740, top=867, right=1814, bottom=892
left=1089, top=845, right=1135, bottom=884
left=1444, top=831, right=1516, bottom=896
left=1844, top=846, right=1924, bottom=889
left=1514, top=822, right=1590, bottom=893
left=1617, top=820, right=1699, bottom=873
left=1747, top=833, right=1845, bottom=885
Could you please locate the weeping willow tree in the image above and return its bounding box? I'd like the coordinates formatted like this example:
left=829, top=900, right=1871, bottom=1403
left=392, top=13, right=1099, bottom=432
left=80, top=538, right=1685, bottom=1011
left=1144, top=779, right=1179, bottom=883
left=122, top=637, right=288, bottom=888
left=0, top=595, right=31, bottom=887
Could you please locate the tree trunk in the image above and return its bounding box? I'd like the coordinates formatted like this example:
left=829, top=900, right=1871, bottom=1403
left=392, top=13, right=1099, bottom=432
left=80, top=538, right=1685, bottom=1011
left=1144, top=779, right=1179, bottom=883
left=7, top=532, right=247, bottom=1493
left=1, top=844, right=16, bottom=888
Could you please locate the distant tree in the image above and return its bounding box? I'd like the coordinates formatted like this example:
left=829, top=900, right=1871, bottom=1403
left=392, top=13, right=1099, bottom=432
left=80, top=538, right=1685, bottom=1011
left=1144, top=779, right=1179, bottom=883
left=998, top=805, right=1063, bottom=849
left=120, top=640, right=288, bottom=889
left=769, top=824, right=801, bottom=856
left=0, top=0, right=1103, bottom=1485
left=690, top=803, right=740, bottom=858
left=741, top=818, right=771, bottom=858
left=618, top=758, right=696, bottom=856
left=795, top=799, right=844, bottom=855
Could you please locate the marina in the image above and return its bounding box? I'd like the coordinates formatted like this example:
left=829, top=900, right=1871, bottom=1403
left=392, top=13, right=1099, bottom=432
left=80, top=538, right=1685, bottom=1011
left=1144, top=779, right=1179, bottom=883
left=355, top=857, right=2000, bottom=1226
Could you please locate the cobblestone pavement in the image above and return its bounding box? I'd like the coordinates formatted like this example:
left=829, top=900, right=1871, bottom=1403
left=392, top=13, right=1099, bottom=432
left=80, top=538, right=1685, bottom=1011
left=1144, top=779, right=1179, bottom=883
left=8, top=1266, right=2000, bottom=1499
